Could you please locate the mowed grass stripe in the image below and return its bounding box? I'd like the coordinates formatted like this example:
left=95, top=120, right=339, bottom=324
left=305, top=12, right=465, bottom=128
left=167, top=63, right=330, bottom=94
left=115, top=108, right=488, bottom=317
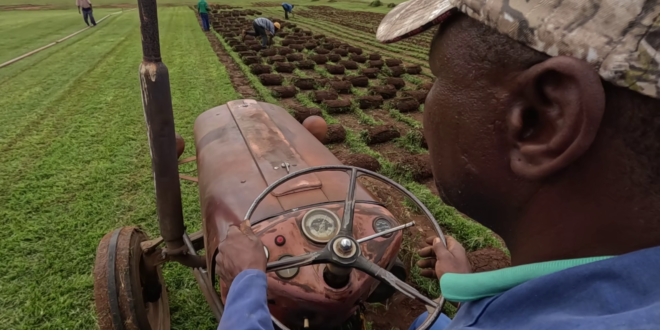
left=0, top=11, right=123, bottom=85
left=0, top=9, right=118, bottom=63
left=0, top=13, right=135, bottom=204
left=0, top=8, right=234, bottom=329
left=0, top=12, right=128, bottom=146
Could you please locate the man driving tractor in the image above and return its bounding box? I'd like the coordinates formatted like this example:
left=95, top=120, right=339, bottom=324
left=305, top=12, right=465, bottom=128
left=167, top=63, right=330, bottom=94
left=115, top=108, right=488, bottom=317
left=217, top=0, right=660, bottom=329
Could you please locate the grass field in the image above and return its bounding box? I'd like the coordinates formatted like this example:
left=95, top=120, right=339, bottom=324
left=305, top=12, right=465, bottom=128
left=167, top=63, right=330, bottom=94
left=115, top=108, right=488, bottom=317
left=0, top=1, right=506, bottom=329
left=0, top=7, right=237, bottom=329
left=0, top=9, right=120, bottom=63
left=0, top=0, right=407, bottom=14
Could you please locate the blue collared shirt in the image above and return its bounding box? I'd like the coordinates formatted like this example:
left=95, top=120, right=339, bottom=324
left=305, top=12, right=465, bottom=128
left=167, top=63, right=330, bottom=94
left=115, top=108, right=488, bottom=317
left=411, top=245, right=660, bottom=330
left=219, top=246, right=660, bottom=330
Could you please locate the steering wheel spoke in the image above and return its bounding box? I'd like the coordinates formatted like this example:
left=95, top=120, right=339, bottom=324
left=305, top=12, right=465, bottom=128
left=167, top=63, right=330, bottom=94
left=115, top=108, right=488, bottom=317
left=266, top=250, right=328, bottom=273
left=354, top=256, right=439, bottom=308
left=339, top=168, right=359, bottom=235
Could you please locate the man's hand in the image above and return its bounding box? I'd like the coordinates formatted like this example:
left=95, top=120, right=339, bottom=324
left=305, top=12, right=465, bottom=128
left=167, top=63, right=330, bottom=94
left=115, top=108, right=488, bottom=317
left=216, top=220, right=267, bottom=287
left=417, top=236, right=472, bottom=279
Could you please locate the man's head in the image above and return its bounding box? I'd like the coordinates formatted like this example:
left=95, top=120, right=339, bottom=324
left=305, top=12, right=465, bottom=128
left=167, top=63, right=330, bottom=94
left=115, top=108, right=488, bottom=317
left=423, top=13, right=660, bottom=233
left=378, top=0, right=660, bottom=260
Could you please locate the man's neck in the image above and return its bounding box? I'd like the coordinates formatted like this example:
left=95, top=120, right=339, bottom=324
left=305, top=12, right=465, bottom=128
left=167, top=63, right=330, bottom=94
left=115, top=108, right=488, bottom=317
left=504, top=174, right=660, bottom=266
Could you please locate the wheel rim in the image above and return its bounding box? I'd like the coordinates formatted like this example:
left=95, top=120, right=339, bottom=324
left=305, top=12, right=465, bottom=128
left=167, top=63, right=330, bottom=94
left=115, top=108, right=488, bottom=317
left=94, top=227, right=171, bottom=330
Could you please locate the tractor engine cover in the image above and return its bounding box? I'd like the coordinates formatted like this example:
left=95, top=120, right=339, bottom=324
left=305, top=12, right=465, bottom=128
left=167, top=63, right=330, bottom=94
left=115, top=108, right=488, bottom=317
left=193, top=100, right=403, bottom=328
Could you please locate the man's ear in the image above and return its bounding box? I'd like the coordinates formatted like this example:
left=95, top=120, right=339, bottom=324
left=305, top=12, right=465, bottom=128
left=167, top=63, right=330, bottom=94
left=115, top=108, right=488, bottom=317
left=508, top=56, right=605, bottom=180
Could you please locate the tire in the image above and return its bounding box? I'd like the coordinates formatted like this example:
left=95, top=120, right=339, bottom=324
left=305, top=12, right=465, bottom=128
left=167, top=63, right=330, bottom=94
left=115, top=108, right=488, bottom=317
left=94, top=227, right=171, bottom=330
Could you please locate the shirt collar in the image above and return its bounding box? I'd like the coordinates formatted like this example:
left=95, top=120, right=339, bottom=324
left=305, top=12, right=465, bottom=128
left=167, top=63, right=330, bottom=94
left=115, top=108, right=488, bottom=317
left=440, top=256, right=613, bottom=302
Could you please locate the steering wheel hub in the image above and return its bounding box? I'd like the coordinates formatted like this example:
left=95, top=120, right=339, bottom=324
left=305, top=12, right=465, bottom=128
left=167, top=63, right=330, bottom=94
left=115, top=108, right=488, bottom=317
left=332, top=237, right=357, bottom=259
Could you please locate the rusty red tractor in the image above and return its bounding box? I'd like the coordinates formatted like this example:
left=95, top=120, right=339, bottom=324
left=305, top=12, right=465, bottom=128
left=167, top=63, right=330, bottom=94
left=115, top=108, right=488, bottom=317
left=92, top=0, right=448, bottom=329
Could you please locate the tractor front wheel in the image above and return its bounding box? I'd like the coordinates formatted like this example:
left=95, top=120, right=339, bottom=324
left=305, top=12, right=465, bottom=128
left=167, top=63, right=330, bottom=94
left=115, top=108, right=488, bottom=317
left=94, top=227, right=171, bottom=330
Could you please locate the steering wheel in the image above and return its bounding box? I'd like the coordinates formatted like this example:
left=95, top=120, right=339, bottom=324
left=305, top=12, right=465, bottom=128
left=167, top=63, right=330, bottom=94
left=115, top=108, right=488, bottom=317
left=245, top=165, right=447, bottom=330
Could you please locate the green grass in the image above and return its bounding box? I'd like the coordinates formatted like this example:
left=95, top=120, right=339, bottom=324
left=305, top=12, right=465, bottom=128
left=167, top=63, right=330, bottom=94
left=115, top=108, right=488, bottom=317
left=351, top=100, right=381, bottom=126
left=294, top=92, right=340, bottom=124
left=389, top=109, right=422, bottom=129
left=314, top=65, right=334, bottom=78
left=0, top=9, right=120, bottom=63
left=0, top=0, right=407, bottom=13
left=394, top=130, right=426, bottom=154
left=0, top=7, right=238, bottom=329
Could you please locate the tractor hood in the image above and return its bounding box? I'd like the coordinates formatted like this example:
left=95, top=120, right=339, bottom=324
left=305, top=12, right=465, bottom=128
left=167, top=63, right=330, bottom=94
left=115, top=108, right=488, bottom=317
left=193, top=99, right=374, bottom=273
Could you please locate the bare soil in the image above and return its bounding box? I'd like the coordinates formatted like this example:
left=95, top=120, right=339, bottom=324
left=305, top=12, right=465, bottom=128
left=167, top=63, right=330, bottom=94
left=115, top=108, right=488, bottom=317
left=202, top=27, right=257, bottom=99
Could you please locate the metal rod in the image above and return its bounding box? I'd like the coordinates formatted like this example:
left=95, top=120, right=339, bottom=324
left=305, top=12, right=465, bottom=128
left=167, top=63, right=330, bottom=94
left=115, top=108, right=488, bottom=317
left=357, top=221, right=415, bottom=243
left=137, top=0, right=185, bottom=250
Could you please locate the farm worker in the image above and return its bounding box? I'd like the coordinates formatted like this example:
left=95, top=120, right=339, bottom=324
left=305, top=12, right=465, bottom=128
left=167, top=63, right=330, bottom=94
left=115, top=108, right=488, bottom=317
left=197, top=0, right=211, bottom=32
left=215, top=0, right=660, bottom=330
left=243, top=18, right=280, bottom=49
left=76, top=0, right=96, bottom=27
left=282, top=2, right=294, bottom=20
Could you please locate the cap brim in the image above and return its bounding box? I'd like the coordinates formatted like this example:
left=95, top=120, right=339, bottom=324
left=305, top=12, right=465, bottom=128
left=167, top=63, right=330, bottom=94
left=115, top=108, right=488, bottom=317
left=376, top=0, right=455, bottom=44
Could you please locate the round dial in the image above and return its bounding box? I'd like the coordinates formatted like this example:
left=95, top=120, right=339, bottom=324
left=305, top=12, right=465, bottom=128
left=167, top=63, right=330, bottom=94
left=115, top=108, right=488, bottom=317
left=373, top=218, right=393, bottom=237
left=301, top=208, right=340, bottom=243
left=275, top=255, right=299, bottom=279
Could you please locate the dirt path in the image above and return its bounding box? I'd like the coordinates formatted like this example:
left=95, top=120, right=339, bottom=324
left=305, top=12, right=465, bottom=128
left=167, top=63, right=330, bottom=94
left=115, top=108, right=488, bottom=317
left=196, top=15, right=258, bottom=99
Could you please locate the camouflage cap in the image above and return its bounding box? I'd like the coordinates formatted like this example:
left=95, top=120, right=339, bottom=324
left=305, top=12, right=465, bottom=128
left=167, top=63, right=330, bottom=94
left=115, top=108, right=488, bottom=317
left=377, top=0, right=660, bottom=99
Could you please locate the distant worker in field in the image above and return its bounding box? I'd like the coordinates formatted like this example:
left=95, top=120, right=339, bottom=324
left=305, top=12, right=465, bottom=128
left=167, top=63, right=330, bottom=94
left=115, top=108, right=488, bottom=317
left=76, top=0, right=96, bottom=27
left=197, top=0, right=211, bottom=32
left=281, top=3, right=294, bottom=20
left=243, top=17, right=280, bottom=49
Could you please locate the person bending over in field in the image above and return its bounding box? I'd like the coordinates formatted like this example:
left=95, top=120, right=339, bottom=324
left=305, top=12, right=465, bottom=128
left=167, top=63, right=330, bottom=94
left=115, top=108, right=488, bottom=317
left=197, top=0, right=211, bottom=32
left=76, top=0, right=96, bottom=27
left=282, top=3, right=294, bottom=20
left=216, top=0, right=660, bottom=329
left=243, top=17, right=280, bottom=49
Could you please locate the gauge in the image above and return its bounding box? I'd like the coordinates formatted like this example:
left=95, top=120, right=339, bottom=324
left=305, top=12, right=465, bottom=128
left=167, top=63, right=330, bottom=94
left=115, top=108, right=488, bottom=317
left=373, top=218, right=394, bottom=237
left=275, top=255, right=299, bottom=279
left=301, top=208, right=340, bottom=243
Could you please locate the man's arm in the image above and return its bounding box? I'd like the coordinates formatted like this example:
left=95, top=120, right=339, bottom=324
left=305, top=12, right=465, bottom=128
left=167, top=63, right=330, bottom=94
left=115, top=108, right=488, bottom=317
left=217, top=270, right=274, bottom=330
left=216, top=221, right=273, bottom=330
left=76, top=0, right=80, bottom=13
